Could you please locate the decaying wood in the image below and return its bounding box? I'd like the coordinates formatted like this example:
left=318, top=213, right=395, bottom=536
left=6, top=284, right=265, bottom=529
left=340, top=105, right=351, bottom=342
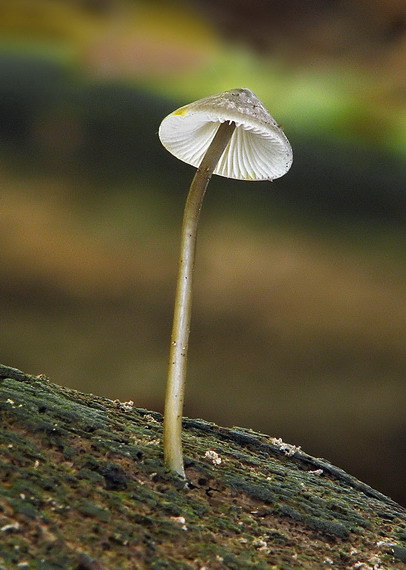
left=1, top=364, right=406, bottom=569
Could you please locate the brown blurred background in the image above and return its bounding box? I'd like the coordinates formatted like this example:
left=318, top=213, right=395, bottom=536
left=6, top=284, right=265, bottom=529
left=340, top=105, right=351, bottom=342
left=1, top=0, right=405, bottom=505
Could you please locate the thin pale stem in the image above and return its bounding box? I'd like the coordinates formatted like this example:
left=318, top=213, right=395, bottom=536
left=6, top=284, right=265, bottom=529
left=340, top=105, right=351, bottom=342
left=164, top=121, right=236, bottom=476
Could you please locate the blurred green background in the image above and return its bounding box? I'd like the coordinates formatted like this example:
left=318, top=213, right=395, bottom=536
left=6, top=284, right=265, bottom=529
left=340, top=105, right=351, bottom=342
left=1, top=0, right=405, bottom=505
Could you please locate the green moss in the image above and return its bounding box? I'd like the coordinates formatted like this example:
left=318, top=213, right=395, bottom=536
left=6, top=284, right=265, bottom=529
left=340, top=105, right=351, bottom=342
left=1, top=365, right=406, bottom=569
left=392, top=545, right=406, bottom=563
left=396, top=529, right=406, bottom=542
left=76, top=499, right=111, bottom=522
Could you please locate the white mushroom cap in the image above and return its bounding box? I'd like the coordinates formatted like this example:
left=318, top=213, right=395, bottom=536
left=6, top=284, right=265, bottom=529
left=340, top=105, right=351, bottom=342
left=159, top=88, right=293, bottom=181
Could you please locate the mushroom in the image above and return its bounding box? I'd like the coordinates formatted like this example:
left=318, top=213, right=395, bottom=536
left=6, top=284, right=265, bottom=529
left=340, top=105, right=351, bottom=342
left=158, top=88, right=293, bottom=477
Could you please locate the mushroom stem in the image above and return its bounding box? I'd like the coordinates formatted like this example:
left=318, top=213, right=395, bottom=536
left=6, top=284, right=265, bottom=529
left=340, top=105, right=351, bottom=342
left=164, top=120, right=236, bottom=476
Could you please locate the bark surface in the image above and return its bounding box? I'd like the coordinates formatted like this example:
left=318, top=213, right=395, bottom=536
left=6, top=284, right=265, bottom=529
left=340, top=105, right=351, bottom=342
left=1, top=364, right=405, bottom=569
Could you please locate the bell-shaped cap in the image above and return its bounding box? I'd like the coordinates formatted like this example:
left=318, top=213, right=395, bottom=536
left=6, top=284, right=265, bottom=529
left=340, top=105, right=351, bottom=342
left=158, top=88, right=293, bottom=181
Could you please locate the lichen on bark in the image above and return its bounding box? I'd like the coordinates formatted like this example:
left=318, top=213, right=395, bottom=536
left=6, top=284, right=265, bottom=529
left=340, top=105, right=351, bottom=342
left=1, top=364, right=405, bottom=569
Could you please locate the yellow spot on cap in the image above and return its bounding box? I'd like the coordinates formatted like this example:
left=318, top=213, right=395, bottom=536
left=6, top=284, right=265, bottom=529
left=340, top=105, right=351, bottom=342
left=171, top=106, right=189, bottom=117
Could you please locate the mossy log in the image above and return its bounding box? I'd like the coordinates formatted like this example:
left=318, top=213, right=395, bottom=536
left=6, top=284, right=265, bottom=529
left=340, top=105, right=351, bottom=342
left=1, top=364, right=405, bottom=569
